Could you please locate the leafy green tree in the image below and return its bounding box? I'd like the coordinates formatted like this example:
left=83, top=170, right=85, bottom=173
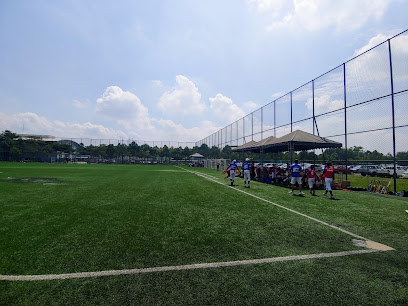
left=221, top=145, right=232, bottom=159
left=182, top=146, right=191, bottom=159
left=116, top=144, right=128, bottom=163
left=129, top=142, right=140, bottom=158
left=198, top=144, right=209, bottom=157
left=209, top=146, right=221, bottom=158
left=139, top=144, right=150, bottom=159
left=10, top=146, right=22, bottom=161
left=106, top=144, right=116, bottom=159
left=161, top=145, right=170, bottom=158
left=0, top=130, right=18, bottom=160
left=171, top=147, right=183, bottom=160
left=149, top=146, right=159, bottom=159
left=97, top=145, right=108, bottom=158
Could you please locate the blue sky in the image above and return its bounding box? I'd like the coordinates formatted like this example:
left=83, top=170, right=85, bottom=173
left=0, top=0, right=407, bottom=143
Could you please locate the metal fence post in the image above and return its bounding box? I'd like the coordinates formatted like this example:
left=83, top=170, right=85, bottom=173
left=312, top=80, right=315, bottom=135
left=312, top=79, right=316, bottom=166
left=388, top=39, right=397, bottom=193
left=251, top=112, right=254, bottom=141
left=290, top=92, right=293, bottom=133
left=344, top=63, right=348, bottom=180
left=230, top=124, right=232, bottom=146
left=274, top=100, right=276, bottom=137
left=236, top=121, right=238, bottom=146
left=261, top=107, right=264, bottom=140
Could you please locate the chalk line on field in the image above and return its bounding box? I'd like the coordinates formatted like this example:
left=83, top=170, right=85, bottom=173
left=153, top=170, right=187, bottom=172
left=179, top=167, right=395, bottom=252
left=0, top=249, right=379, bottom=281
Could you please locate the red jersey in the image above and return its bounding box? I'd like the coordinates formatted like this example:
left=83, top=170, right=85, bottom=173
left=324, top=166, right=334, bottom=178
left=307, top=169, right=316, bottom=178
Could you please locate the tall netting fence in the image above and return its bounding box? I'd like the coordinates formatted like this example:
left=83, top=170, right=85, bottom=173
left=196, top=30, right=408, bottom=192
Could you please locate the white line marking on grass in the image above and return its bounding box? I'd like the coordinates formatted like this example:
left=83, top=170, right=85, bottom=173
left=179, top=167, right=394, bottom=251
left=152, top=170, right=188, bottom=173
left=0, top=249, right=379, bottom=281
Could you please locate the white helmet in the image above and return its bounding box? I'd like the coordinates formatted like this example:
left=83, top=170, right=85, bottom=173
left=245, top=158, right=250, bottom=161
left=233, top=160, right=236, bottom=163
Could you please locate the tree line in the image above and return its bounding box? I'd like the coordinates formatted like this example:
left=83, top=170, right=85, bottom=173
left=1, top=130, right=407, bottom=164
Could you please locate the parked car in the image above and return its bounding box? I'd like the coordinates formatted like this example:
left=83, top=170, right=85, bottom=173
left=357, top=165, right=381, bottom=176
left=401, top=170, right=408, bottom=179
left=377, top=165, right=407, bottom=177
left=351, top=165, right=363, bottom=173
left=333, top=165, right=353, bottom=174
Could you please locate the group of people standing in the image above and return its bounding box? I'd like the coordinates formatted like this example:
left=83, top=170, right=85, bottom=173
left=228, top=158, right=252, bottom=188
left=226, top=159, right=336, bottom=199
left=288, top=159, right=335, bottom=199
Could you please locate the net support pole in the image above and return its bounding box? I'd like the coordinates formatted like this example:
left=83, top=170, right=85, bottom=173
left=290, top=92, right=293, bottom=133
left=274, top=100, right=276, bottom=137
left=388, top=39, right=397, bottom=193
left=343, top=63, right=348, bottom=180
left=312, top=79, right=316, bottom=167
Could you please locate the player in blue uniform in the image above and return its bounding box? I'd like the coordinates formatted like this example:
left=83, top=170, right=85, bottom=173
left=229, top=160, right=239, bottom=186
left=289, top=159, right=304, bottom=195
left=242, top=158, right=251, bottom=188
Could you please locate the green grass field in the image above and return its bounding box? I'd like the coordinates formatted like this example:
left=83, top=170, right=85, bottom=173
left=1, top=162, right=408, bottom=305
left=339, top=172, right=408, bottom=192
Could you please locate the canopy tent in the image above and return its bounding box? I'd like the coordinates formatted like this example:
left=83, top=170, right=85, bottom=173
left=242, top=135, right=277, bottom=153
left=190, top=153, right=204, bottom=158
left=234, top=130, right=342, bottom=163
left=259, top=130, right=342, bottom=153
left=232, top=140, right=257, bottom=152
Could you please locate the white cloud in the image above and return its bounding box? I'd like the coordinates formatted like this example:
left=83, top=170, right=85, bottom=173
left=244, top=100, right=258, bottom=111
left=249, top=0, right=393, bottom=32
left=209, top=93, right=246, bottom=124
left=151, top=80, right=163, bottom=88
left=345, top=33, right=408, bottom=102
left=305, top=94, right=344, bottom=113
left=152, top=119, right=220, bottom=142
left=96, top=86, right=152, bottom=130
left=0, top=109, right=223, bottom=145
left=271, top=92, right=285, bottom=100
left=158, top=75, right=205, bottom=115
left=72, top=99, right=92, bottom=109
left=353, top=34, right=390, bottom=57
left=354, top=32, right=408, bottom=57
left=248, top=0, right=290, bottom=16
left=0, top=111, right=129, bottom=139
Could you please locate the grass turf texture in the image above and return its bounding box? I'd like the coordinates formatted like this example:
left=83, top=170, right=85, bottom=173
left=1, top=163, right=407, bottom=305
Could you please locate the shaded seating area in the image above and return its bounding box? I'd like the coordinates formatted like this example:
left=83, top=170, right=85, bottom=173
left=233, top=130, right=342, bottom=184
left=190, top=152, right=205, bottom=167
left=234, top=130, right=342, bottom=162
left=232, top=140, right=257, bottom=152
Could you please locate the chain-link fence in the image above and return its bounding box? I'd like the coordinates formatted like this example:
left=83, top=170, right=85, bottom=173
left=196, top=30, right=408, bottom=193
left=18, top=135, right=196, bottom=149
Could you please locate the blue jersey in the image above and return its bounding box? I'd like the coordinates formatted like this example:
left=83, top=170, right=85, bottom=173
left=243, top=162, right=250, bottom=170
left=290, top=164, right=302, bottom=177
left=229, top=163, right=238, bottom=170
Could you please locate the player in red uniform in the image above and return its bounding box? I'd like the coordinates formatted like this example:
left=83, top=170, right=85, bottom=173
left=323, top=161, right=335, bottom=199
left=307, top=165, right=318, bottom=196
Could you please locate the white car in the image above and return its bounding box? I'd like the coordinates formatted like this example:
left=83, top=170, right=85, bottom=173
left=401, top=170, right=408, bottom=179
left=351, top=165, right=363, bottom=173
left=377, top=165, right=407, bottom=177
